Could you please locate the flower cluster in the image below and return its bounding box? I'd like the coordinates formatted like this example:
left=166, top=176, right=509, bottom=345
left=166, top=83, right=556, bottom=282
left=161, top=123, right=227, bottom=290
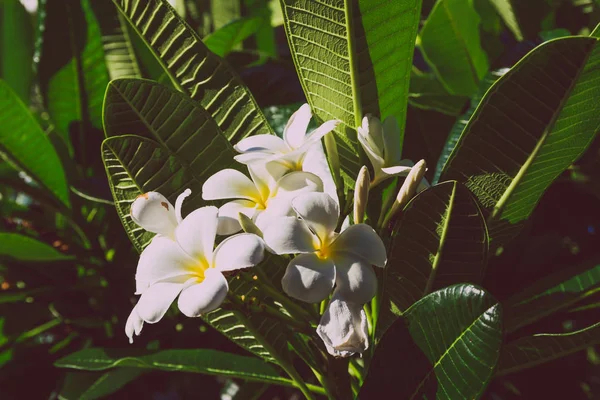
left=124, top=105, right=427, bottom=357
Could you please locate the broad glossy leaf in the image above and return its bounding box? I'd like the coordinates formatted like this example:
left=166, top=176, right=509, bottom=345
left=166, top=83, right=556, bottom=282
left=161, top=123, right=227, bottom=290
left=56, top=348, right=287, bottom=384
left=0, top=0, right=34, bottom=103
left=408, top=69, right=469, bottom=116
left=377, top=181, right=488, bottom=336
left=204, top=16, right=264, bottom=57
left=440, top=36, right=600, bottom=248
left=37, top=0, right=110, bottom=145
left=59, top=369, right=144, bottom=400
left=91, top=0, right=141, bottom=79
left=362, top=284, right=502, bottom=399
left=419, top=0, right=489, bottom=96
left=489, top=0, right=523, bottom=41
left=0, top=80, right=70, bottom=207
left=114, top=0, right=273, bottom=142
left=280, top=0, right=422, bottom=184
left=0, top=233, right=73, bottom=262
left=497, top=321, right=600, bottom=376
left=433, top=69, right=508, bottom=184
left=103, top=78, right=240, bottom=250
left=504, top=261, right=600, bottom=333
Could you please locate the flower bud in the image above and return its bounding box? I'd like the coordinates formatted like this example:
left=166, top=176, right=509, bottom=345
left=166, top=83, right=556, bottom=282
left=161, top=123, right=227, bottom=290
left=353, top=166, right=370, bottom=224
left=383, top=160, right=427, bottom=226
left=317, top=292, right=369, bottom=357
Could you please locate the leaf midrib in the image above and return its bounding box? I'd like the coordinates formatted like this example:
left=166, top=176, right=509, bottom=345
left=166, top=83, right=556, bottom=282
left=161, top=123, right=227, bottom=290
left=408, top=303, right=498, bottom=399
left=490, top=39, right=597, bottom=222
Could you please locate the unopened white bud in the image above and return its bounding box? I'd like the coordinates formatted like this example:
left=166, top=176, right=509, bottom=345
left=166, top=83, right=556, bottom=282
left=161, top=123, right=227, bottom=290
left=353, top=166, right=370, bottom=224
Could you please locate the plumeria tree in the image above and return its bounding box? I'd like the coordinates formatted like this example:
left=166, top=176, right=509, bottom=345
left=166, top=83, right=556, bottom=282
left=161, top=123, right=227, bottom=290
left=1, top=0, right=600, bottom=398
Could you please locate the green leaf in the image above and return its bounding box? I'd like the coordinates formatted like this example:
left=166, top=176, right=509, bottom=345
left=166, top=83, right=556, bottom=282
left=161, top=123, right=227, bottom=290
left=101, top=81, right=303, bottom=366
left=114, top=0, right=273, bottom=142
left=433, top=69, right=508, bottom=184
left=59, top=369, right=144, bottom=400
left=280, top=0, right=422, bottom=185
left=90, top=0, right=142, bottom=79
left=102, top=78, right=240, bottom=250
left=504, top=260, right=600, bottom=333
left=55, top=348, right=323, bottom=393
left=419, top=0, right=489, bottom=96
left=0, top=80, right=70, bottom=207
left=0, top=0, right=34, bottom=103
left=37, top=0, right=110, bottom=146
left=408, top=68, right=469, bottom=116
left=497, top=321, right=600, bottom=377
left=377, top=181, right=488, bottom=336
left=489, top=0, right=523, bottom=41
left=440, top=36, right=600, bottom=248
left=204, top=16, right=264, bottom=58
left=0, top=233, right=73, bottom=262
left=362, top=284, right=502, bottom=399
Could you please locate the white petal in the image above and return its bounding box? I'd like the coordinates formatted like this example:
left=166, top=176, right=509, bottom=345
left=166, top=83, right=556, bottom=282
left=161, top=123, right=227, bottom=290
left=213, top=233, right=265, bottom=272
left=234, top=151, right=277, bottom=165
left=202, top=169, right=259, bottom=202
left=234, top=134, right=288, bottom=154
left=272, top=171, right=323, bottom=201
left=317, top=292, right=369, bottom=357
left=380, top=165, right=413, bottom=177
left=177, top=269, right=229, bottom=317
left=332, top=224, right=387, bottom=267
left=130, top=192, right=178, bottom=238
left=135, top=236, right=196, bottom=293
left=254, top=197, right=294, bottom=232
left=360, top=115, right=385, bottom=155
left=281, top=253, right=335, bottom=303
left=216, top=200, right=257, bottom=235
left=263, top=216, right=317, bottom=255
left=382, top=116, right=402, bottom=166
left=291, top=192, right=338, bottom=242
left=357, top=132, right=385, bottom=173
left=284, top=103, right=312, bottom=149
left=174, top=188, right=191, bottom=223
left=333, top=254, right=377, bottom=304
left=302, top=120, right=339, bottom=149
left=125, top=306, right=144, bottom=344
left=175, top=206, right=218, bottom=261
left=302, top=142, right=339, bottom=205
left=136, top=281, right=185, bottom=323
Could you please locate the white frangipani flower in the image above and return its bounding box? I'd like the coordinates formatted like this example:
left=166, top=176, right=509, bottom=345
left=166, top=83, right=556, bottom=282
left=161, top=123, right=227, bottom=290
left=125, top=190, right=265, bottom=343
left=357, top=115, right=413, bottom=186
left=263, top=192, right=387, bottom=304
left=317, top=292, right=369, bottom=357
left=234, top=103, right=340, bottom=171
left=202, top=165, right=323, bottom=235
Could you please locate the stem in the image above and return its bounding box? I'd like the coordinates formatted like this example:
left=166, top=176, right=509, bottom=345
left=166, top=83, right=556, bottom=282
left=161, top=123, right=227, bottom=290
left=252, top=270, right=318, bottom=322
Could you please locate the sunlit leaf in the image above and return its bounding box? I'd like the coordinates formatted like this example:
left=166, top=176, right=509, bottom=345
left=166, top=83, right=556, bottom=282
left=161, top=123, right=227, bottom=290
left=59, top=369, right=144, bottom=400
left=440, top=36, right=600, bottom=247
left=408, top=68, right=469, bottom=116
left=91, top=0, right=141, bottom=79
left=419, top=0, right=489, bottom=96
left=497, top=321, right=600, bottom=377
left=504, top=260, right=600, bottom=333
left=37, top=0, right=110, bottom=146
left=55, top=348, right=322, bottom=393
left=433, top=69, right=508, bottom=184
left=280, top=0, right=422, bottom=185
left=114, top=0, right=273, bottom=142
left=377, top=181, right=488, bottom=336
left=204, top=16, right=264, bottom=57
left=0, top=0, right=34, bottom=103
left=0, top=80, right=70, bottom=207
left=362, top=284, right=502, bottom=399
left=489, top=0, right=523, bottom=41
left=0, top=233, right=73, bottom=262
